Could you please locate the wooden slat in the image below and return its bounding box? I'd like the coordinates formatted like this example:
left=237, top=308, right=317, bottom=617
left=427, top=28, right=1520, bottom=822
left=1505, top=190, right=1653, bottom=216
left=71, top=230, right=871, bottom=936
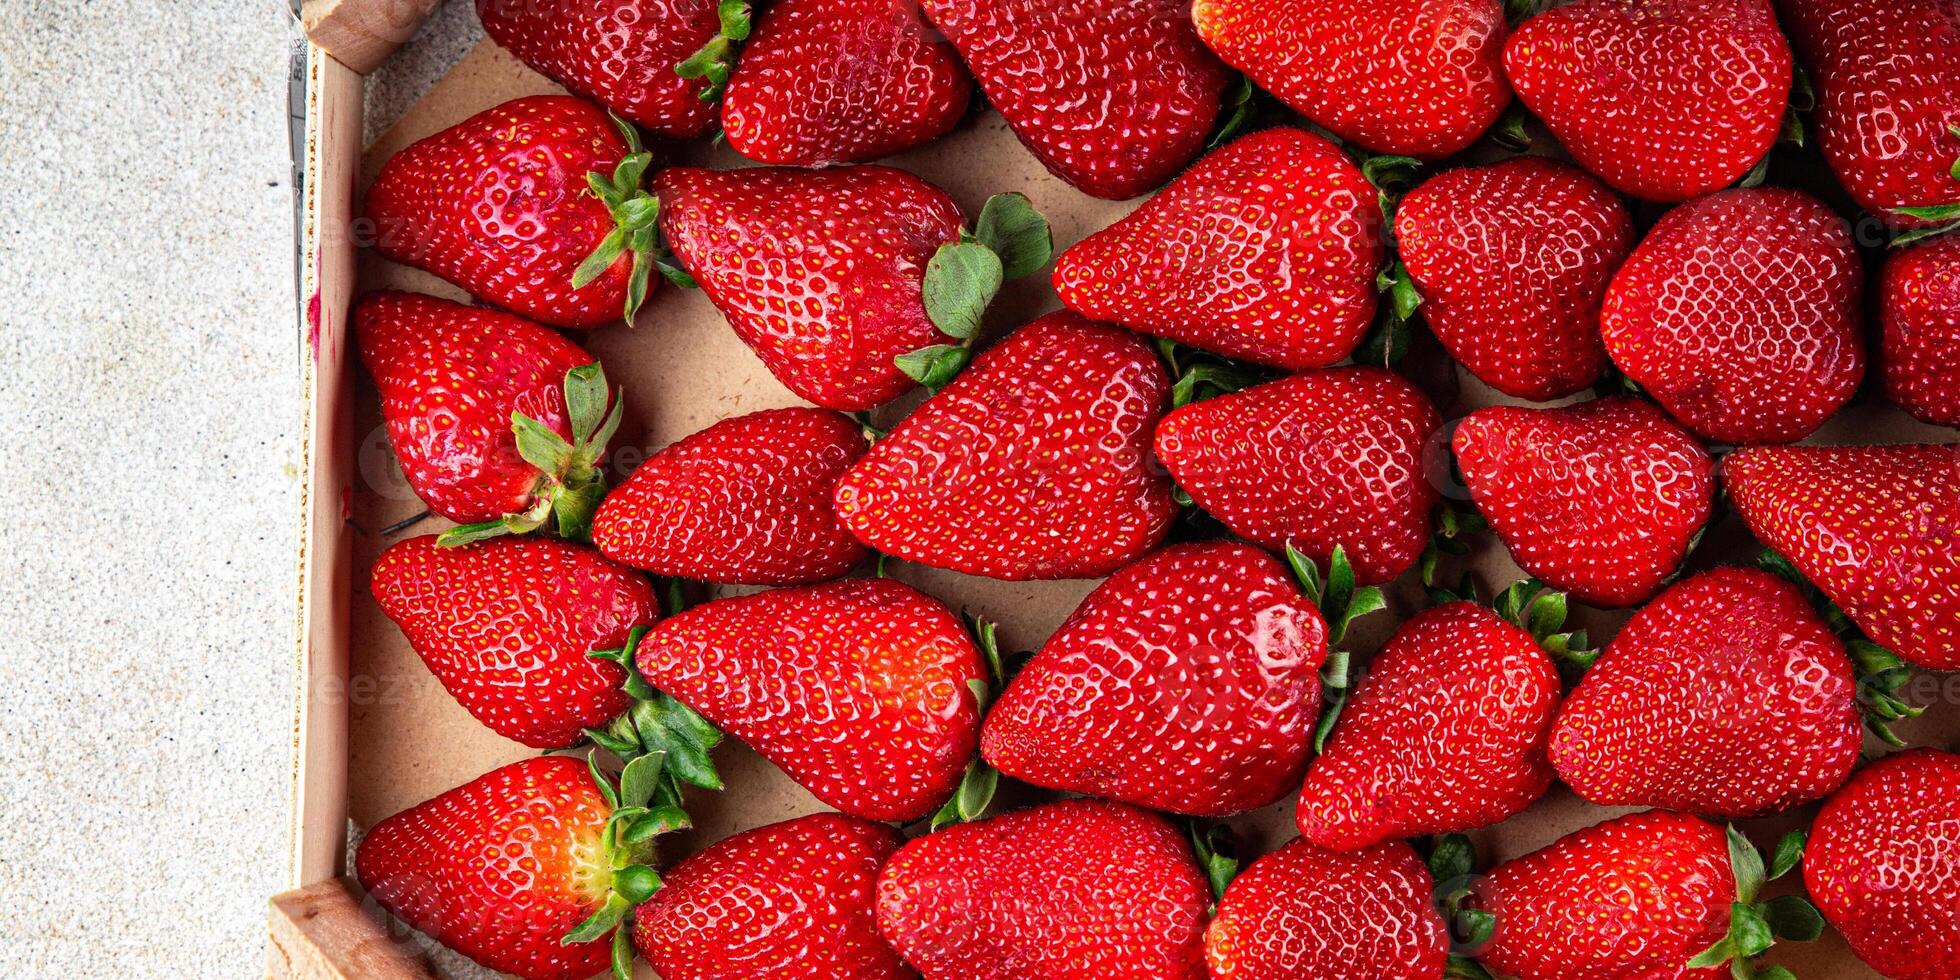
left=301, top=0, right=445, bottom=75
left=267, top=879, right=438, bottom=980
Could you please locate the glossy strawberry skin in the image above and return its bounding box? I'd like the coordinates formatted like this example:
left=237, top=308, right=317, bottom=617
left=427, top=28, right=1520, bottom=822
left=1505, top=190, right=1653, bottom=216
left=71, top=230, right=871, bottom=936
left=370, top=535, right=651, bottom=748
left=1205, top=839, right=1449, bottom=980
left=357, top=291, right=594, bottom=525
left=1600, top=188, right=1866, bottom=445
left=1154, top=368, right=1442, bottom=586
left=633, top=813, right=912, bottom=980
left=1297, top=603, right=1558, bottom=850
left=1454, top=398, right=1715, bottom=607
left=1396, top=157, right=1633, bottom=400
left=1473, top=810, right=1735, bottom=980
left=918, top=0, right=1228, bottom=199
left=657, top=165, right=965, bottom=411
left=355, top=756, right=616, bottom=980
left=982, top=542, right=1329, bottom=817
left=834, top=313, right=1175, bottom=580
left=1551, top=567, right=1861, bottom=817
left=635, top=578, right=984, bottom=822
left=1805, top=749, right=1960, bottom=980
left=365, top=96, right=635, bottom=329
left=1880, top=234, right=1960, bottom=428
left=475, top=0, right=720, bottom=138
left=1505, top=0, right=1791, bottom=201
left=875, top=799, right=1210, bottom=979
left=1192, top=0, right=1510, bottom=159
left=1775, top=0, right=1960, bottom=228
left=1053, top=127, right=1384, bottom=371
left=722, top=0, right=971, bottom=166
left=592, top=408, right=869, bottom=585
left=1723, top=444, right=1960, bottom=671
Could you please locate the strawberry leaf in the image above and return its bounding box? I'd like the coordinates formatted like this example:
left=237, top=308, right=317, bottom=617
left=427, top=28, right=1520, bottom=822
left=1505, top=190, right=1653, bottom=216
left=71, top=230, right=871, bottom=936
left=923, top=242, right=1004, bottom=340
left=1768, top=830, right=1805, bottom=880
left=573, top=227, right=628, bottom=288
left=974, top=193, right=1053, bottom=280
left=930, top=759, right=998, bottom=830
left=564, top=892, right=632, bottom=945
left=1728, top=825, right=1766, bottom=905
left=609, top=925, right=635, bottom=980
left=1187, top=822, right=1240, bottom=900
left=1762, top=895, right=1824, bottom=942
left=895, top=344, right=973, bottom=391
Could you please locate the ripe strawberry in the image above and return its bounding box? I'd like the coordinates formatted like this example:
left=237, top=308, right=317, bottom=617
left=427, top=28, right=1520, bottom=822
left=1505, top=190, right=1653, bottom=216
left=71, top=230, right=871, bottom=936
left=1775, top=0, right=1960, bottom=229
left=1880, top=233, right=1960, bottom=428
left=1395, top=157, right=1633, bottom=400
left=369, top=535, right=652, bottom=748
left=357, top=290, right=619, bottom=540
left=1453, top=397, right=1715, bottom=607
left=1600, top=188, right=1866, bottom=444
left=875, top=799, right=1210, bottom=979
left=634, top=578, right=985, bottom=821
left=591, top=407, right=869, bottom=585
left=1805, top=748, right=1960, bottom=980
left=632, top=813, right=912, bottom=980
left=1504, top=0, right=1792, bottom=201
left=981, top=542, right=1329, bottom=817
left=1191, top=0, right=1510, bottom=159
left=1052, top=127, right=1384, bottom=371
left=365, top=95, right=673, bottom=329
left=833, top=313, right=1174, bottom=580
left=1205, top=839, right=1448, bottom=980
left=918, top=0, right=1228, bottom=199
left=1153, top=367, right=1441, bottom=585
left=1724, top=444, right=1960, bottom=671
left=721, top=0, right=971, bottom=166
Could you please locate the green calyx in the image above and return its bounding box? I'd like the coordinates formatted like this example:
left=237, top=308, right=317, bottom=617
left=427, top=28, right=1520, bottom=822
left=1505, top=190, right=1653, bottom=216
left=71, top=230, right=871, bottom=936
left=1756, top=549, right=1925, bottom=746
left=899, top=193, right=1054, bottom=392
left=1488, top=104, right=1533, bottom=152
left=562, top=750, right=694, bottom=980
left=1420, top=501, right=1488, bottom=601
left=1892, top=199, right=1960, bottom=248
left=1208, top=75, right=1261, bottom=150
left=572, top=113, right=695, bottom=328
left=1158, top=338, right=1270, bottom=409
left=674, top=0, right=752, bottom=102
left=1492, top=578, right=1596, bottom=680
left=1426, top=834, right=1496, bottom=980
left=1686, top=826, right=1822, bottom=979
left=929, top=613, right=1011, bottom=831
left=1188, top=821, right=1241, bottom=905
left=1358, top=259, right=1423, bottom=367
left=1359, top=152, right=1423, bottom=227
left=1285, top=544, right=1388, bottom=752
left=585, top=626, right=727, bottom=798
left=437, top=362, right=623, bottom=548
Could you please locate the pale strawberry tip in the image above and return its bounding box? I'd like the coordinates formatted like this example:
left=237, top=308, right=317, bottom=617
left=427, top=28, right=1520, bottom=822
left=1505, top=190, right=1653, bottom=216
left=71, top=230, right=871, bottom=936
left=558, top=750, right=696, bottom=980
left=437, top=362, right=623, bottom=548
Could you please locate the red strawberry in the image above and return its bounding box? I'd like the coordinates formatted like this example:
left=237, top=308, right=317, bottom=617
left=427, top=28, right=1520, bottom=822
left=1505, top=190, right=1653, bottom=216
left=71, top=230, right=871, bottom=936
left=1504, top=0, right=1792, bottom=201
left=1153, top=367, right=1441, bottom=585
left=1191, top=0, right=1509, bottom=159
left=1600, top=188, right=1866, bottom=444
left=370, top=535, right=653, bottom=748
left=1205, top=839, right=1449, bottom=980
left=1805, top=748, right=1960, bottom=980
left=833, top=312, right=1174, bottom=580
left=366, top=96, right=673, bottom=329
left=1453, top=397, right=1715, bottom=607
left=980, top=542, right=1329, bottom=817
left=1053, top=127, right=1385, bottom=371
left=1550, top=567, right=1861, bottom=817
left=632, top=813, right=912, bottom=980
left=1723, top=444, right=1960, bottom=671
left=357, top=290, right=619, bottom=540
left=1775, top=0, right=1960, bottom=229
left=918, top=0, right=1229, bottom=199
left=1880, top=233, right=1960, bottom=428
left=721, top=0, right=971, bottom=166
left=875, top=799, right=1210, bottom=979
left=591, top=407, right=869, bottom=585
left=1395, top=157, right=1633, bottom=400
left=635, top=578, right=985, bottom=821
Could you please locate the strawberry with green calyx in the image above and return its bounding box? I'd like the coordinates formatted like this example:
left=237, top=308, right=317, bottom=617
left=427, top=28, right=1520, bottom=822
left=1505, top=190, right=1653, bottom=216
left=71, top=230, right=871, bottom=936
left=582, top=626, right=727, bottom=802
left=897, top=192, right=1054, bottom=391
left=929, top=613, right=1009, bottom=831
left=567, top=112, right=694, bottom=327
left=1755, top=549, right=1926, bottom=747
left=475, top=0, right=725, bottom=139
left=1682, top=825, right=1824, bottom=979
left=673, top=0, right=754, bottom=103
left=1427, top=834, right=1497, bottom=980
left=1283, top=544, right=1387, bottom=753
left=561, top=752, right=697, bottom=980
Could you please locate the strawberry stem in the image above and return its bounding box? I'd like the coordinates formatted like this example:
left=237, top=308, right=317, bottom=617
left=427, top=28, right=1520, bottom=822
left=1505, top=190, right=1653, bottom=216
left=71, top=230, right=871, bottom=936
left=435, top=362, right=622, bottom=548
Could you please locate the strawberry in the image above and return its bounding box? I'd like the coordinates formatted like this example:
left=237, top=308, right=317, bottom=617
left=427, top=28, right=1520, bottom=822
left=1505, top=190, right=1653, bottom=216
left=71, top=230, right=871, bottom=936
left=1453, top=397, right=1715, bottom=607
left=1805, top=748, right=1960, bottom=980
left=1052, top=127, right=1385, bottom=371
left=369, top=535, right=653, bottom=748
left=918, top=0, right=1229, bottom=199
left=1395, top=157, right=1633, bottom=400
left=632, top=813, right=912, bottom=980
left=591, top=407, right=869, bottom=585
left=634, top=578, right=985, bottom=821
left=833, top=312, right=1174, bottom=580
left=1191, top=0, right=1509, bottom=159
left=1880, top=233, right=1960, bottom=428
left=1153, top=367, right=1441, bottom=585
left=1504, top=0, right=1792, bottom=201
left=1205, top=838, right=1448, bottom=980
left=1775, top=0, right=1960, bottom=230
left=1549, top=567, right=1861, bottom=817
left=875, top=799, right=1210, bottom=978
left=980, top=542, right=1330, bottom=817
left=1600, top=187, right=1866, bottom=444
left=356, top=290, right=620, bottom=541
left=721, top=0, right=971, bottom=166
left=1723, top=443, right=1960, bottom=671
